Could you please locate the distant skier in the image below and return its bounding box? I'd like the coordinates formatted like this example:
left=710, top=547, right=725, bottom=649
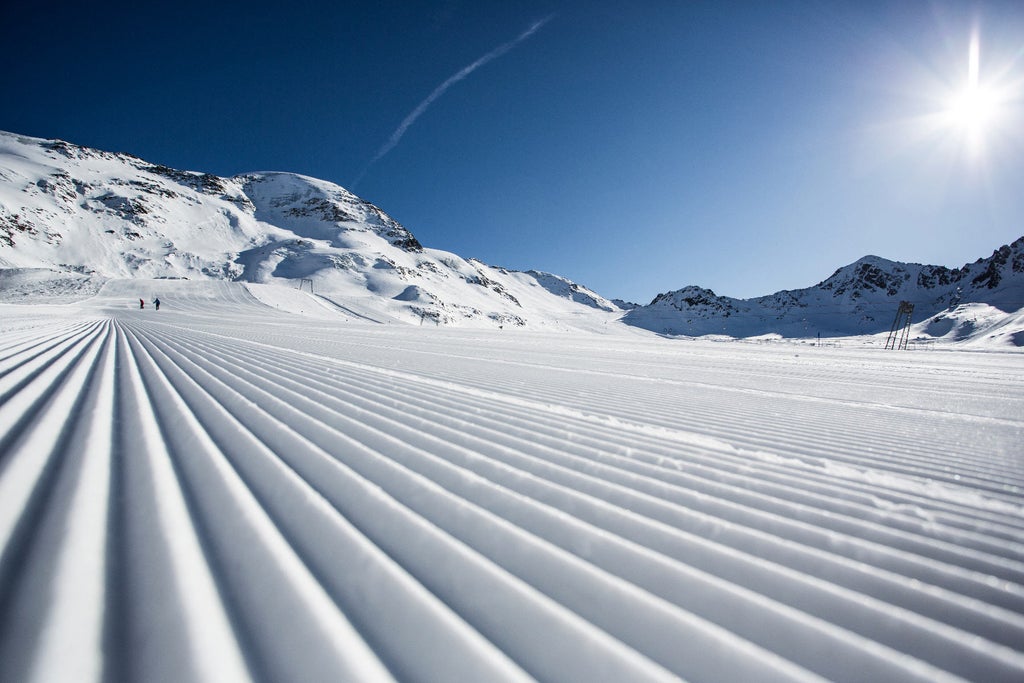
left=139, top=298, right=144, bottom=309
left=154, top=297, right=161, bottom=311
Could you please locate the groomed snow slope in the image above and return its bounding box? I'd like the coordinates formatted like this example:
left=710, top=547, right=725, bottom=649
left=1, top=281, right=1023, bottom=682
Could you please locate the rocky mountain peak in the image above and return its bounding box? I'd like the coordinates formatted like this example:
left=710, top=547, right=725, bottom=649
left=237, top=172, right=423, bottom=252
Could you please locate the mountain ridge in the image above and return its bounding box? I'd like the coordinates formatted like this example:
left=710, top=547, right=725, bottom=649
left=624, top=237, right=1023, bottom=343
left=0, top=130, right=617, bottom=330
left=2, top=130, right=1022, bottom=347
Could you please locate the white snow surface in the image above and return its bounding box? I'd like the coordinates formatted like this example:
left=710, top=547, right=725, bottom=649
left=1, top=279, right=1023, bottom=682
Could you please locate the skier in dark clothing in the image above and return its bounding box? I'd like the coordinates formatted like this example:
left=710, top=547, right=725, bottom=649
left=139, top=298, right=144, bottom=309
left=154, top=298, right=161, bottom=311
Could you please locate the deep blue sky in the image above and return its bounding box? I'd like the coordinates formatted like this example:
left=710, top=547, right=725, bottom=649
left=3, top=1, right=1023, bottom=302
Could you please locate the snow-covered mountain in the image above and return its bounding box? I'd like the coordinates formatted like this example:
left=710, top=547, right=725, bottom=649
left=2, top=129, right=1022, bottom=347
left=624, top=238, right=1024, bottom=347
left=0, top=131, right=617, bottom=329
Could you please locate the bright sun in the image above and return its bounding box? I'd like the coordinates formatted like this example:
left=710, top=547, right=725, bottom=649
left=940, top=32, right=1006, bottom=150
left=946, top=83, right=998, bottom=132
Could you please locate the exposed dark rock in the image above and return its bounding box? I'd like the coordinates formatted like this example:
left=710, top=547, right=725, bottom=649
left=468, top=268, right=521, bottom=306
left=392, top=236, right=423, bottom=252
left=36, top=171, right=77, bottom=204
left=144, top=164, right=227, bottom=195
left=284, top=197, right=358, bottom=222
left=0, top=211, right=37, bottom=247
left=126, top=179, right=179, bottom=199
left=971, top=244, right=1013, bottom=289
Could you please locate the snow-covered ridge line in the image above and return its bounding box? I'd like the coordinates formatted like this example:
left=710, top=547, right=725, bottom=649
left=1, top=281, right=1022, bottom=681
left=625, top=237, right=1024, bottom=344
left=0, top=130, right=620, bottom=331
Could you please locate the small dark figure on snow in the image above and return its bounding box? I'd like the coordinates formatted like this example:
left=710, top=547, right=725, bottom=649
left=154, top=298, right=161, bottom=311
left=139, top=298, right=144, bottom=309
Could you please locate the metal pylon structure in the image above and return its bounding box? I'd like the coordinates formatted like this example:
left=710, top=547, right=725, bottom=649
left=885, top=300, right=914, bottom=350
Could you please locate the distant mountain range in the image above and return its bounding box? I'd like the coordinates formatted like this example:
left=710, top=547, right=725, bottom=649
left=1, top=131, right=1021, bottom=346
left=625, top=240, right=1024, bottom=341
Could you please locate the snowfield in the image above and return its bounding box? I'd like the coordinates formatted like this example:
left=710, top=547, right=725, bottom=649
left=1, top=280, right=1023, bottom=682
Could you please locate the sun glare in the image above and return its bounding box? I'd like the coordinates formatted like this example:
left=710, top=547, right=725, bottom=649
left=946, top=82, right=998, bottom=131
left=939, top=31, right=1009, bottom=154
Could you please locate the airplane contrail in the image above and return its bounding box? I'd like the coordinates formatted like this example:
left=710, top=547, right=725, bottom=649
left=352, top=16, right=553, bottom=188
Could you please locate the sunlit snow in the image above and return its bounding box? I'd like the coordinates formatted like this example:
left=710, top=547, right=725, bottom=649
left=1, top=280, right=1022, bottom=682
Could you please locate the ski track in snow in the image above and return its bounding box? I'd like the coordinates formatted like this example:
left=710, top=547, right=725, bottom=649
left=1, top=281, right=1023, bottom=682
